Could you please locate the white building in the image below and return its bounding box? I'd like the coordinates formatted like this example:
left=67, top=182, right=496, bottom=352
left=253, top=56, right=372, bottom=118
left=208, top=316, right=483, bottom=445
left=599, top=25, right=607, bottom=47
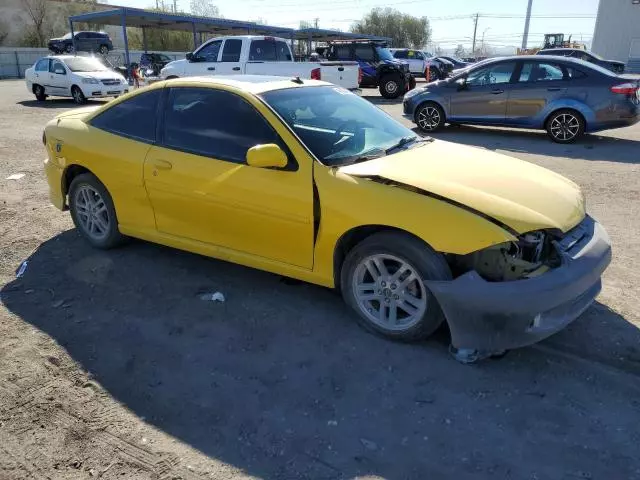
left=591, top=0, right=640, bottom=72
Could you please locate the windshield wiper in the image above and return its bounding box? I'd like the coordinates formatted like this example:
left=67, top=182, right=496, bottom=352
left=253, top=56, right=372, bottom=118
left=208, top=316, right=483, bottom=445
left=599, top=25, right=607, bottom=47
left=333, top=147, right=386, bottom=166
left=385, top=136, right=430, bottom=154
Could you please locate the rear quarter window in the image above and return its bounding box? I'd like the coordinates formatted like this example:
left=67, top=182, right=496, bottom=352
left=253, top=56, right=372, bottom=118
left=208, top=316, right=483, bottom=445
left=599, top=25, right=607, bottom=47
left=90, top=90, right=162, bottom=143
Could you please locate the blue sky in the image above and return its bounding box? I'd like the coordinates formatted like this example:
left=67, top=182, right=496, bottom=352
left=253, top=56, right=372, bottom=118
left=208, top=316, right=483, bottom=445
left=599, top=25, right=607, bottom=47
left=105, top=0, right=600, bottom=51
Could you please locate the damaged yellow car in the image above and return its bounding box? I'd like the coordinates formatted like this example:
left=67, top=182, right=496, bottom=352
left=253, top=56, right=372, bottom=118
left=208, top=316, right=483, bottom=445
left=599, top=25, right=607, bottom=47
left=43, top=76, right=611, bottom=362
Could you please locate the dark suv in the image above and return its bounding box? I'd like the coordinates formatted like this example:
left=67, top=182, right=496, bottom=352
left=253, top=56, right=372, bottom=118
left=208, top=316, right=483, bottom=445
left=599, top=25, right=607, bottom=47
left=326, top=41, right=415, bottom=98
left=537, top=48, right=625, bottom=74
left=139, top=53, right=173, bottom=76
left=48, top=31, right=113, bottom=55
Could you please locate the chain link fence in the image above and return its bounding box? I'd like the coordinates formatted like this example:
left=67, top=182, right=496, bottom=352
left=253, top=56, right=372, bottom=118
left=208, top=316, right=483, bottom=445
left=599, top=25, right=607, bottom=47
left=0, top=48, right=185, bottom=79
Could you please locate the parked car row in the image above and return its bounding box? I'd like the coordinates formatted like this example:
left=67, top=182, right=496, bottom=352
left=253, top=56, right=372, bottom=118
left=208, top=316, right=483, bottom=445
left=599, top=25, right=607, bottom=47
left=48, top=31, right=113, bottom=55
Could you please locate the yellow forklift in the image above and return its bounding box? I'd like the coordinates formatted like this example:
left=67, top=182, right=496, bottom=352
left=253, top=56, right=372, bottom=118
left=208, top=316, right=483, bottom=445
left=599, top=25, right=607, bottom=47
left=517, top=33, right=586, bottom=55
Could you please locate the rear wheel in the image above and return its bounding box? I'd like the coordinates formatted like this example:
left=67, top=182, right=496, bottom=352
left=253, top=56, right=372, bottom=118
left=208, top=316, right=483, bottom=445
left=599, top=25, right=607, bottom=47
left=546, top=109, right=585, bottom=143
left=340, top=231, right=451, bottom=342
left=379, top=74, right=402, bottom=99
left=415, top=102, right=445, bottom=133
left=69, top=173, right=125, bottom=249
left=71, top=86, right=87, bottom=105
left=99, top=44, right=109, bottom=55
left=34, top=84, right=47, bottom=101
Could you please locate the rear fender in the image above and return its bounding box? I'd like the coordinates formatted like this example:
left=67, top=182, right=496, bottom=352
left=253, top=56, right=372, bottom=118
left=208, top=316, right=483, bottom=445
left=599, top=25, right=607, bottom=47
left=539, top=100, right=594, bottom=130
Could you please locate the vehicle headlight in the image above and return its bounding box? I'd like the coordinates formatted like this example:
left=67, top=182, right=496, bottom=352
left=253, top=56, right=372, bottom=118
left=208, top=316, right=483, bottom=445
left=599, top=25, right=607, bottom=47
left=81, top=77, right=99, bottom=84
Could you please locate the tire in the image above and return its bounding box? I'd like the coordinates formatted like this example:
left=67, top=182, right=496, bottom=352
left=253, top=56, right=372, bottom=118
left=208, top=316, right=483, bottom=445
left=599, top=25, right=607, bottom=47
left=68, top=173, right=125, bottom=249
left=546, top=109, right=585, bottom=143
left=99, top=44, right=109, bottom=55
left=340, top=231, right=451, bottom=342
left=65, top=44, right=74, bottom=53
left=415, top=102, right=446, bottom=133
left=71, top=86, right=87, bottom=105
left=379, top=74, right=402, bottom=99
left=33, top=84, right=47, bottom=101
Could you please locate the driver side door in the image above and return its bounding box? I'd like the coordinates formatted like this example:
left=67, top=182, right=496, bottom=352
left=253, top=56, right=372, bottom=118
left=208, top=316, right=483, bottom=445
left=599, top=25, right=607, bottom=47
left=48, top=59, right=70, bottom=96
left=188, top=40, right=222, bottom=76
left=143, top=86, right=315, bottom=268
left=449, top=61, right=516, bottom=123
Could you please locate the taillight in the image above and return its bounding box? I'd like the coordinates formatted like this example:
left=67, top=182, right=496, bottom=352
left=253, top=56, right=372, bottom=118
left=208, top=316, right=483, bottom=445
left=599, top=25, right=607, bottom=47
left=310, top=68, right=321, bottom=80
left=610, top=83, right=638, bottom=95
left=357, top=67, right=362, bottom=84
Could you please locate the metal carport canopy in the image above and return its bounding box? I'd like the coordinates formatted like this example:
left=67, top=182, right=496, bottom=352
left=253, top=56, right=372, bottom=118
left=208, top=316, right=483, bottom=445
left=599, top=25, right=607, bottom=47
left=68, top=7, right=296, bottom=66
left=294, top=27, right=390, bottom=43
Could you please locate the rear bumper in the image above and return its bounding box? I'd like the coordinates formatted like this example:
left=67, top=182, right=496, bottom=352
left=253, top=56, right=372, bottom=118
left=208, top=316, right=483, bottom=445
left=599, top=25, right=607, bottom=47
left=426, top=216, right=611, bottom=351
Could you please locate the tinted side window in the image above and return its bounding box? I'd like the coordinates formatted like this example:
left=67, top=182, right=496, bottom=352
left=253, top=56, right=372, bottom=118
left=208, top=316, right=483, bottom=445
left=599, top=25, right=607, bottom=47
left=335, top=45, right=351, bottom=59
left=276, top=41, right=292, bottom=60
left=35, top=59, right=49, bottom=71
left=566, top=67, right=587, bottom=79
left=355, top=45, right=375, bottom=61
left=196, top=40, right=222, bottom=62
left=249, top=40, right=276, bottom=61
left=91, top=90, right=161, bottom=143
left=467, top=62, right=516, bottom=86
left=221, top=39, right=242, bottom=62
left=394, top=50, right=407, bottom=59
left=519, top=62, right=564, bottom=82
left=163, top=88, right=279, bottom=163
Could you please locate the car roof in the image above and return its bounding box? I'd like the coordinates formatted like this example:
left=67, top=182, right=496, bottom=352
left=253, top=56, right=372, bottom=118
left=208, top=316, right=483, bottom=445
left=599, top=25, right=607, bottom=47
left=162, top=75, right=332, bottom=94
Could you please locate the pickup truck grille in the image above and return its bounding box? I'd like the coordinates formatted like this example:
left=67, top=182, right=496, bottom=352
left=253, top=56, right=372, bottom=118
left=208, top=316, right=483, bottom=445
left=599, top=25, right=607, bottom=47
left=101, top=79, right=120, bottom=85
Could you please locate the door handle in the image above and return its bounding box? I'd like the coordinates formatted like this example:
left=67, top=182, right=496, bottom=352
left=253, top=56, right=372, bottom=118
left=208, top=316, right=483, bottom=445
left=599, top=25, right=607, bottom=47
left=232, top=66, right=240, bottom=71
left=491, top=89, right=504, bottom=94
left=207, top=67, right=215, bottom=71
left=547, top=87, right=561, bottom=91
left=338, top=67, right=344, bottom=71
left=151, top=159, right=172, bottom=170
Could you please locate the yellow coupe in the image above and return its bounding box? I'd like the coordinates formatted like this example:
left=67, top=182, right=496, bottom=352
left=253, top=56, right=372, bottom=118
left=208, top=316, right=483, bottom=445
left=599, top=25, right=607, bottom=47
left=43, top=76, right=611, bottom=362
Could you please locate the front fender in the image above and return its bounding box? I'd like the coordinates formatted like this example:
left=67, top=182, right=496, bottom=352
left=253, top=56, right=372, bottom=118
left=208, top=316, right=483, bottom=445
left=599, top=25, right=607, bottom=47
left=312, top=164, right=514, bottom=287
left=406, top=92, right=451, bottom=118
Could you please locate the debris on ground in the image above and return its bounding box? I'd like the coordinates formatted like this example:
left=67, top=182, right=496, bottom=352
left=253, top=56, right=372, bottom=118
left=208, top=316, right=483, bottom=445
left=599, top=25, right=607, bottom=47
left=199, top=292, right=225, bottom=302
left=16, top=260, right=28, bottom=278
left=6, top=173, right=25, bottom=180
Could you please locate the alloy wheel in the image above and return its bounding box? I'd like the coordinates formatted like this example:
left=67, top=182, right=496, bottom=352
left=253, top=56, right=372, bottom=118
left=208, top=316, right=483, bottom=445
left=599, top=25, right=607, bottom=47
left=417, top=106, right=441, bottom=131
left=550, top=113, right=580, bottom=141
left=74, top=185, right=110, bottom=241
left=385, top=80, right=398, bottom=95
left=352, top=254, right=428, bottom=331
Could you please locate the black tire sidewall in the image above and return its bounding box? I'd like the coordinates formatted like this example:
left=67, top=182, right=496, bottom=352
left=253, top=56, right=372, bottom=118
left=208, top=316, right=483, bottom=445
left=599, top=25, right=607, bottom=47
left=69, top=173, right=123, bottom=249
left=415, top=102, right=445, bottom=132
left=379, top=74, right=402, bottom=99
left=546, top=109, right=585, bottom=143
left=99, top=45, right=108, bottom=54
left=34, top=85, right=46, bottom=101
left=72, top=86, right=86, bottom=104
left=340, top=231, right=451, bottom=342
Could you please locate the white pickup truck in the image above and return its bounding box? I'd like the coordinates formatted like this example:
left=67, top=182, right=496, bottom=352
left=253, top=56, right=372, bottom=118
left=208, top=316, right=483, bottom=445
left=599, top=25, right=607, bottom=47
left=160, top=35, right=360, bottom=90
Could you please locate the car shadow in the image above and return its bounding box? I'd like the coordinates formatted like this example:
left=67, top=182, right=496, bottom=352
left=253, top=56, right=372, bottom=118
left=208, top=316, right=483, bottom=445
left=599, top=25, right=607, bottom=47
left=2, top=231, right=640, bottom=479
left=415, top=125, right=640, bottom=164
left=18, top=99, right=109, bottom=109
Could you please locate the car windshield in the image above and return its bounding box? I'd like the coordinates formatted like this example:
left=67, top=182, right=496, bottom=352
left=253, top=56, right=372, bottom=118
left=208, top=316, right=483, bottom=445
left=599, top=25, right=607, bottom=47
left=261, top=86, right=421, bottom=167
left=63, top=57, right=109, bottom=72
left=62, top=33, right=72, bottom=39
left=422, top=51, right=434, bottom=58
left=376, top=47, right=395, bottom=61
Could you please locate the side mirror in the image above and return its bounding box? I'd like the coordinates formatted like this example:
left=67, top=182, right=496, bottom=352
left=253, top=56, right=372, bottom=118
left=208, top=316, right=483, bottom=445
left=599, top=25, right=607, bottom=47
left=246, top=144, right=288, bottom=169
left=456, top=77, right=467, bottom=90
left=186, top=52, right=193, bottom=61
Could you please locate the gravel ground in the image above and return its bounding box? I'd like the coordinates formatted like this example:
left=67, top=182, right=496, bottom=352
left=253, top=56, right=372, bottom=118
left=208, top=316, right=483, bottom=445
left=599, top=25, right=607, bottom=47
left=1, top=79, right=639, bottom=480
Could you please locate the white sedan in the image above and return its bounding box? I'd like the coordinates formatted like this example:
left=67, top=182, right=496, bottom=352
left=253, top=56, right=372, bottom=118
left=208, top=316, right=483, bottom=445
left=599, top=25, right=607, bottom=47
left=25, top=55, right=128, bottom=104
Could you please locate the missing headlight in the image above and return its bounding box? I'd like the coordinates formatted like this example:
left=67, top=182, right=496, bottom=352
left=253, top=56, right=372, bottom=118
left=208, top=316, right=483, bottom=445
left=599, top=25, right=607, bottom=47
left=450, top=230, right=561, bottom=282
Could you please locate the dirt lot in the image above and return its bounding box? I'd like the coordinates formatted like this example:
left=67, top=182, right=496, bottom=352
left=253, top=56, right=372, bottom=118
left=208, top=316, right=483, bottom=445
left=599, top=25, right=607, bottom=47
left=1, top=78, right=639, bottom=480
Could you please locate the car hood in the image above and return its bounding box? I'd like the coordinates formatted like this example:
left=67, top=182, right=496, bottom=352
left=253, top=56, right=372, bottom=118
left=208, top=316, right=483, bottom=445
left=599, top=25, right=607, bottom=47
left=339, top=140, right=585, bottom=234
left=75, top=70, right=125, bottom=80
left=49, top=37, right=65, bottom=42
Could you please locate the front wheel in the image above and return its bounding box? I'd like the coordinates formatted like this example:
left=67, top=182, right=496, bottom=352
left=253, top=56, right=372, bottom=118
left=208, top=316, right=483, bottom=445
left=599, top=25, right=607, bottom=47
left=379, top=74, right=402, bottom=99
left=546, top=109, right=585, bottom=143
left=71, top=86, right=87, bottom=105
left=69, top=173, right=125, bottom=249
left=65, top=44, right=74, bottom=53
left=415, top=102, right=445, bottom=133
left=340, top=231, right=451, bottom=342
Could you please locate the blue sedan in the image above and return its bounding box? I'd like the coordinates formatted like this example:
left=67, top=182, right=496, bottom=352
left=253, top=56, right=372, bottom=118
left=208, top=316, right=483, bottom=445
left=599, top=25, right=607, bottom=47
left=403, top=56, right=640, bottom=143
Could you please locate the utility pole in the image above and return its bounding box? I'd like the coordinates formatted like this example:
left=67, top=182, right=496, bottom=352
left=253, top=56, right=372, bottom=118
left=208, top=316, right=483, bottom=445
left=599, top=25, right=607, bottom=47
left=314, top=18, right=319, bottom=29
left=521, top=0, right=533, bottom=49
left=173, top=0, right=177, bottom=13
left=471, top=13, right=479, bottom=55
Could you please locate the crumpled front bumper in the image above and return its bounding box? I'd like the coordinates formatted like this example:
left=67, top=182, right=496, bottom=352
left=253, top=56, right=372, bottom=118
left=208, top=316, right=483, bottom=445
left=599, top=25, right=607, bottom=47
left=426, top=216, right=611, bottom=352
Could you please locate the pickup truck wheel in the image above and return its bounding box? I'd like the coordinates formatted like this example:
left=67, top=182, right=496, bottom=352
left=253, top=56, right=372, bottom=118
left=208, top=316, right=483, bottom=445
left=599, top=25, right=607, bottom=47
left=340, top=231, right=451, bottom=342
left=379, top=75, right=402, bottom=99
left=34, top=85, right=47, bottom=101
left=69, top=173, right=125, bottom=249
left=415, top=102, right=445, bottom=132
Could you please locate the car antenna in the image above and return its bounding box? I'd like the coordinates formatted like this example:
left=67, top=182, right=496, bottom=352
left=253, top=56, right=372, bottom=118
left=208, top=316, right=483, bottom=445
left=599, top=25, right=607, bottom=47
left=291, top=76, right=304, bottom=84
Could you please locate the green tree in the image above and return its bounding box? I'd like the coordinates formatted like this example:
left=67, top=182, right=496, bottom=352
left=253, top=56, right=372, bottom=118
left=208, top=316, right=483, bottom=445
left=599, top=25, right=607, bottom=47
left=351, top=8, right=431, bottom=48
left=189, top=0, right=220, bottom=18
left=20, top=0, right=51, bottom=47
